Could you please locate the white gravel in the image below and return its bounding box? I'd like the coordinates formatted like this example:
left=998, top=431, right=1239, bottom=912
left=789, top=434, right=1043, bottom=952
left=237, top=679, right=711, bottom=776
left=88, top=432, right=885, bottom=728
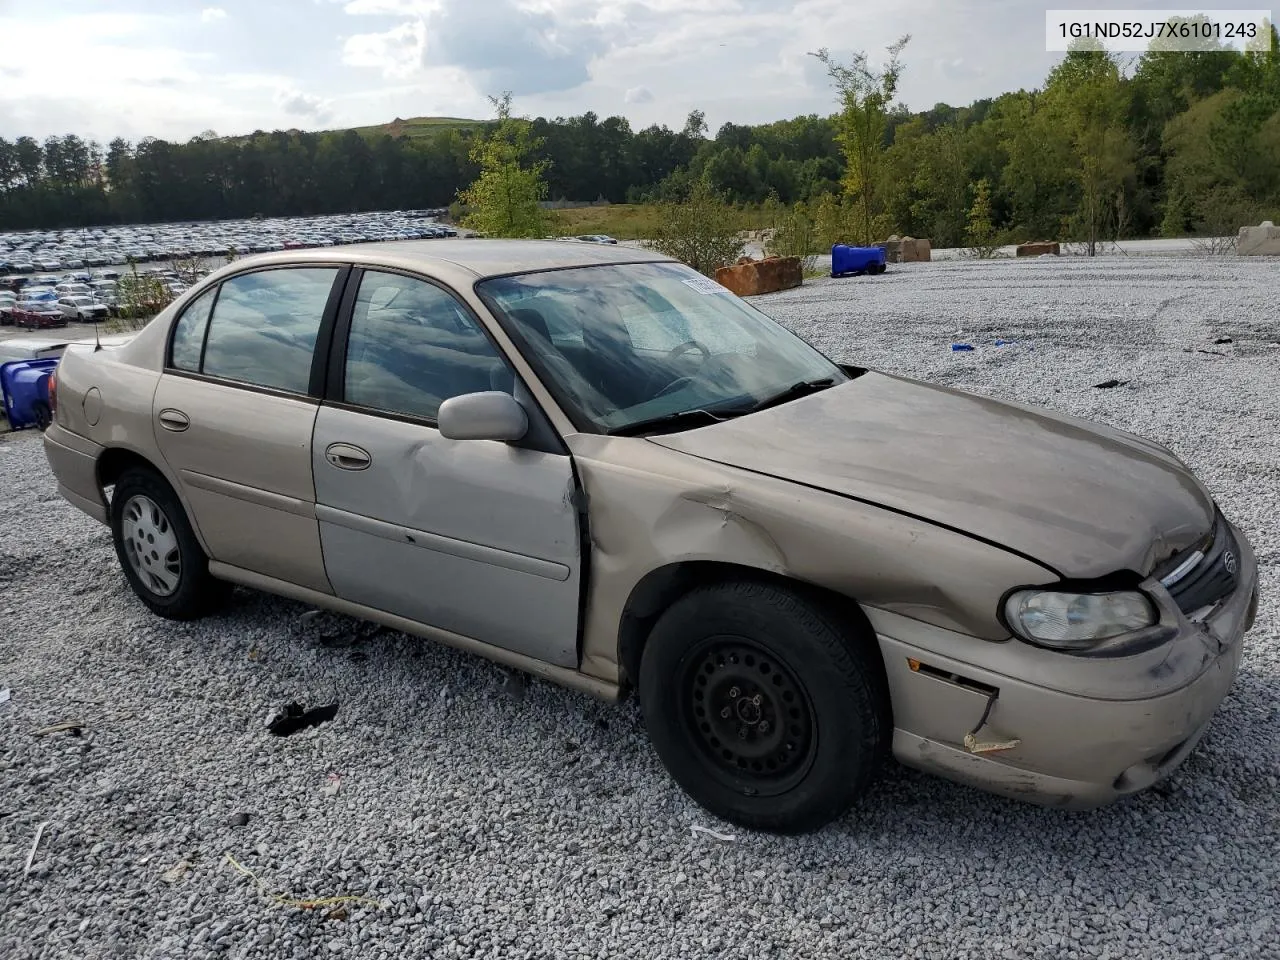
left=1, top=255, right=1277, bottom=959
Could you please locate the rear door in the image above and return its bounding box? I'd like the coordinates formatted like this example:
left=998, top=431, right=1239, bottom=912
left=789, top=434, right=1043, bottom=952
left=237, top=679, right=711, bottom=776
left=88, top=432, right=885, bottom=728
left=152, top=265, right=348, bottom=592
left=312, top=268, right=583, bottom=666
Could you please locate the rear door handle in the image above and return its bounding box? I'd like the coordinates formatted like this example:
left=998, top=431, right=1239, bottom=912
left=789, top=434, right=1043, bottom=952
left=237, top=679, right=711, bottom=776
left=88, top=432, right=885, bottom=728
left=157, top=408, right=190, bottom=432
left=325, top=442, right=372, bottom=471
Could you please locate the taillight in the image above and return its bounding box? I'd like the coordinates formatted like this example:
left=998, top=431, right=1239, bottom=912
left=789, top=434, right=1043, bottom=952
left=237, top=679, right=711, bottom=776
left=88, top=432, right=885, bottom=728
left=48, top=371, right=57, bottom=414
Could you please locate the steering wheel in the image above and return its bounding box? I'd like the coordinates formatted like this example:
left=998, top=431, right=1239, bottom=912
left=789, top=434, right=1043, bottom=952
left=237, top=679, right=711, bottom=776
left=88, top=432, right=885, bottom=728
left=649, top=339, right=711, bottom=399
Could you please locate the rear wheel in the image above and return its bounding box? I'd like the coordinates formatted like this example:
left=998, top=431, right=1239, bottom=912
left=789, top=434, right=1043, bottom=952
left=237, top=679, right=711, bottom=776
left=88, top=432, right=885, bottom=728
left=639, top=580, right=889, bottom=834
left=31, top=401, right=51, bottom=432
left=110, top=467, right=229, bottom=620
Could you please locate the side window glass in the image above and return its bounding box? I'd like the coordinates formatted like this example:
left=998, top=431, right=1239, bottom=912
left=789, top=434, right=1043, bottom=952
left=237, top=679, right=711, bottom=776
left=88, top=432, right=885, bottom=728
left=344, top=272, right=510, bottom=421
left=201, top=268, right=339, bottom=393
left=169, top=287, right=217, bottom=372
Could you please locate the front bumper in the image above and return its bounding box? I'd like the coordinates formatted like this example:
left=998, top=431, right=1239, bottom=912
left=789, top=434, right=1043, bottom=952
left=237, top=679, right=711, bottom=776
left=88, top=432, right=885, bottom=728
left=875, top=523, right=1259, bottom=809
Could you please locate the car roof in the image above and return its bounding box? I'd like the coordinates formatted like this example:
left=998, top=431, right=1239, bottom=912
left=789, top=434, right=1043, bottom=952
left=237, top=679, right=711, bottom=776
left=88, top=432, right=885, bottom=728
left=208, top=238, right=673, bottom=281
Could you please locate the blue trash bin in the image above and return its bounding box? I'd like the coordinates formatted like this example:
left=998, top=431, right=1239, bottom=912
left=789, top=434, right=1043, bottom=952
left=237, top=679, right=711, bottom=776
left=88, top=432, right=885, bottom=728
left=831, top=244, right=888, bottom=278
left=1, top=358, right=60, bottom=430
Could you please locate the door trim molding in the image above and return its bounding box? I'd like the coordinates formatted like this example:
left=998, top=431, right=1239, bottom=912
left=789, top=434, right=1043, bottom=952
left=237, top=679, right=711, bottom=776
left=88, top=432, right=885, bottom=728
left=180, top=470, right=316, bottom=519
left=207, top=561, right=619, bottom=702
left=314, top=503, right=571, bottom=582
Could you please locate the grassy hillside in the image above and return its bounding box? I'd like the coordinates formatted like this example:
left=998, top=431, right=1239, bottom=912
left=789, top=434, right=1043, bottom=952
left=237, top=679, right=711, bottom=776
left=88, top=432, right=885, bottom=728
left=348, top=116, right=483, bottom=139
left=549, top=203, right=777, bottom=240
left=548, top=204, right=667, bottom=239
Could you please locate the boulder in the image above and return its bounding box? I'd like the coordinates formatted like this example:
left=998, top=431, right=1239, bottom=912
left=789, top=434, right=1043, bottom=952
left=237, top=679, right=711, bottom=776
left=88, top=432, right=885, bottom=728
left=880, top=236, right=932, bottom=262
left=715, top=255, right=803, bottom=296
left=1237, top=220, right=1280, bottom=256
left=1016, top=241, right=1060, bottom=257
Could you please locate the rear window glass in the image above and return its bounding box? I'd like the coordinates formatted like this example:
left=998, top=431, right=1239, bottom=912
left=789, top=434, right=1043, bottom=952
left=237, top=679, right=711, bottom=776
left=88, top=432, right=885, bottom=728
left=200, top=268, right=338, bottom=393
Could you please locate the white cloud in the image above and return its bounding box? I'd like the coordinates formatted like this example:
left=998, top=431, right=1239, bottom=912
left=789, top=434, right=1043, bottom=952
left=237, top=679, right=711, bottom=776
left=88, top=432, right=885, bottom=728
left=342, top=21, right=428, bottom=79
left=624, top=85, right=653, bottom=104
left=201, top=7, right=228, bottom=23
left=275, top=88, right=336, bottom=123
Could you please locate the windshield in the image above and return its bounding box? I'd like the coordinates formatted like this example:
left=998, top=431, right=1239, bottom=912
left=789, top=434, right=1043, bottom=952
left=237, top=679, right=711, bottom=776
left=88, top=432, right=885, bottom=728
left=476, top=261, right=847, bottom=433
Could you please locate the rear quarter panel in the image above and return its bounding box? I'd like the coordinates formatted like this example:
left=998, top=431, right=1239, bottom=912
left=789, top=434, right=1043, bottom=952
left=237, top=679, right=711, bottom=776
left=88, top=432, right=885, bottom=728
left=49, top=342, right=203, bottom=546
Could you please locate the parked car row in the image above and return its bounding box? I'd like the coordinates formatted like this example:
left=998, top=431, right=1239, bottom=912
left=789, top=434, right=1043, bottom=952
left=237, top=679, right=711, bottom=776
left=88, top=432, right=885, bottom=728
left=1, top=265, right=206, bottom=326
left=0, top=209, right=456, bottom=274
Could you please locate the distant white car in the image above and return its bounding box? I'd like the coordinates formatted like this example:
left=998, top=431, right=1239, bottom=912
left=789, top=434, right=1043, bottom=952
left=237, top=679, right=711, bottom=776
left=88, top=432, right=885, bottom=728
left=58, top=295, right=111, bottom=322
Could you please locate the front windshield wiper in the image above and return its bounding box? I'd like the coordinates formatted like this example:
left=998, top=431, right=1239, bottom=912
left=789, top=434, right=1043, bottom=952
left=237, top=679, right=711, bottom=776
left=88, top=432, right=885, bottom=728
left=746, top=377, right=836, bottom=414
left=606, top=406, right=753, bottom=437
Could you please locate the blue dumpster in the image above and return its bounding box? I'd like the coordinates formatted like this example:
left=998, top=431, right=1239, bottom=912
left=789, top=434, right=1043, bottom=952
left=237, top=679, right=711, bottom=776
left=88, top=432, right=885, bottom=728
left=1, top=358, right=59, bottom=431
left=831, top=244, right=887, bottom=278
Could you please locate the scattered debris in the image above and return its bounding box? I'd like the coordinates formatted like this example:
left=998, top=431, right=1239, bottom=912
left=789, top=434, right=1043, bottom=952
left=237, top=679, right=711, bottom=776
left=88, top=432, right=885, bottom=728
left=500, top=669, right=528, bottom=701
left=994, top=339, right=1017, bottom=346
left=224, top=853, right=386, bottom=911
left=161, top=860, right=192, bottom=884
left=1093, top=379, right=1128, bottom=389
left=1214, top=337, right=1233, bottom=344
left=951, top=343, right=975, bottom=352
left=267, top=702, right=339, bottom=737
left=247, top=647, right=264, bottom=662
left=0, top=687, right=10, bottom=704
left=321, top=773, right=342, bottom=797
left=24, top=821, right=51, bottom=876
left=298, top=608, right=389, bottom=649
left=325, top=905, right=350, bottom=922
left=690, top=824, right=736, bottom=842
left=33, top=720, right=84, bottom=737
left=228, top=812, right=251, bottom=827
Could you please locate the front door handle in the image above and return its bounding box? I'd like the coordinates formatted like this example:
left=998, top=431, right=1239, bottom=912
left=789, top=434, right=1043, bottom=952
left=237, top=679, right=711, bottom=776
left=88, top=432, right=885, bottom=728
left=157, top=408, right=190, bottom=432
left=325, top=442, right=371, bottom=471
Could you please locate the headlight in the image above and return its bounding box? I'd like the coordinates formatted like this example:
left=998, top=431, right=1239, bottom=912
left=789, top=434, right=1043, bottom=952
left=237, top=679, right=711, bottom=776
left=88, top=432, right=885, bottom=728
left=1003, top=589, right=1156, bottom=650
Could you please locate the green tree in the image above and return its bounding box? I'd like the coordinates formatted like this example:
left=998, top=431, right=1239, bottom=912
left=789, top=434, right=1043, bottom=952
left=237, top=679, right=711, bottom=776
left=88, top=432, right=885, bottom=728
left=965, top=177, right=1000, bottom=257
left=811, top=36, right=910, bottom=245
left=457, top=93, right=549, bottom=238
left=1045, top=48, right=1137, bottom=253
left=648, top=180, right=742, bottom=276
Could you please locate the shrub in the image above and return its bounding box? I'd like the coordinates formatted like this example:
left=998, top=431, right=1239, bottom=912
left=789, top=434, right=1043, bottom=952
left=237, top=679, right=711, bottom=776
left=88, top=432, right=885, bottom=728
left=647, top=181, right=744, bottom=276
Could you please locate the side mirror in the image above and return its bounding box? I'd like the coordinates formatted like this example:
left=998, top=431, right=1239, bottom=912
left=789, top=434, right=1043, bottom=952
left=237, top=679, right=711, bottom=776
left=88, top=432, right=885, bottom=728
left=437, top=391, right=529, bottom=442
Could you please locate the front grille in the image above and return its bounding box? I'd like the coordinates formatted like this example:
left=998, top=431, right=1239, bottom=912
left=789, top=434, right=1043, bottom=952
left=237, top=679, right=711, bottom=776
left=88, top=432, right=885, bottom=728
left=1154, top=511, right=1239, bottom=616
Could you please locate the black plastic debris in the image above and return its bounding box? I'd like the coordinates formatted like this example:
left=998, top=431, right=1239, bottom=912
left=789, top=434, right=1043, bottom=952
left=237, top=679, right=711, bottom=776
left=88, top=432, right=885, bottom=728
left=1093, top=379, right=1128, bottom=389
left=227, top=812, right=251, bottom=827
left=267, top=702, right=339, bottom=737
left=1214, top=336, right=1233, bottom=344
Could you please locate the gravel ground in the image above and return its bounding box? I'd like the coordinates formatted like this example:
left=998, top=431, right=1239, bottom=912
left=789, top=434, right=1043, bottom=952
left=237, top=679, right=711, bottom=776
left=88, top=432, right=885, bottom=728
left=1, top=255, right=1277, bottom=960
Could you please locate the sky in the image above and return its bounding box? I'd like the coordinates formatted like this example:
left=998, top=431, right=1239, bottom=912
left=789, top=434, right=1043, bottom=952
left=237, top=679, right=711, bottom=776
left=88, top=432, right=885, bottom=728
left=0, top=0, right=1220, bottom=142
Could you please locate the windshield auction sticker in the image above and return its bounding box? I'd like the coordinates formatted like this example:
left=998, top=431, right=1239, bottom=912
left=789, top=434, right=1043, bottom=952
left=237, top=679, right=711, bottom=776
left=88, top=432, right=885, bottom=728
left=682, top=277, right=732, bottom=295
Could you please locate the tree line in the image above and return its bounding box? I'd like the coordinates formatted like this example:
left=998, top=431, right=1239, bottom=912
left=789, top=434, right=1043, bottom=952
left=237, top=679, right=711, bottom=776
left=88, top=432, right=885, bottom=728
left=1, top=24, right=1277, bottom=249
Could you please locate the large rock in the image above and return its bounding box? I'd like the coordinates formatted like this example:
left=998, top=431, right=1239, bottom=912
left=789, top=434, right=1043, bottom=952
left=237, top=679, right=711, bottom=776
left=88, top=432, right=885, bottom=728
left=715, top=255, right=803, bottom=296
left=880, top=236, right=932, bottom=262
left=1238, top=220, right=1280, bottom=256
left=1016, top=241, right=1060, bottom=257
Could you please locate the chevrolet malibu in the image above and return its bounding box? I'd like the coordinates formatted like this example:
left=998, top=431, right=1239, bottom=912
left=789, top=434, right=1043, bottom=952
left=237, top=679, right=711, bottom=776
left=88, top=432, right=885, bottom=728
left=42, top=240, right=1259, bottom=833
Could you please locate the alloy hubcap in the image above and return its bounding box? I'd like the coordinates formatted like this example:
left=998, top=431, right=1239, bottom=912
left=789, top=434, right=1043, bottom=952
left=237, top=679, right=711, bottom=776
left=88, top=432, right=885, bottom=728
left=685, top=639, right=814, bottom=789
left=121, top=494, right=181, bottom=597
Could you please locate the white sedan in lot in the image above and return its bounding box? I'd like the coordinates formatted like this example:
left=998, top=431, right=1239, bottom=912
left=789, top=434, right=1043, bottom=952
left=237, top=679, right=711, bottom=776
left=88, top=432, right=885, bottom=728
left=57, top=295, right=111, bottom=322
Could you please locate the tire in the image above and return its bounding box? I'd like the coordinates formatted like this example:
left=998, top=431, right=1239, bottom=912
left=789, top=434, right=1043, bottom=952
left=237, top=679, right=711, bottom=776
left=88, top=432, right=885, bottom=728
left=109, top=467, right=230, bottom=620
left=639, top=580, right=890, bottom=834
left=31, top=401, right=51, bottom=432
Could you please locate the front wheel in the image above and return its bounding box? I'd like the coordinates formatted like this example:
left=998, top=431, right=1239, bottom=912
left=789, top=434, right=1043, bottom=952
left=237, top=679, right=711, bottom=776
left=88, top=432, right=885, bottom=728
left=639, top=580, right=890, bottom=834
left=110, top=467, right=230, bottom=620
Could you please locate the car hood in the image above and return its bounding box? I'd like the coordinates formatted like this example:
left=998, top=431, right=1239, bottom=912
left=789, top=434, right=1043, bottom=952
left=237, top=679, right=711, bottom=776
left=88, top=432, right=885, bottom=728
left=648, top=372, right=1214, bottom=579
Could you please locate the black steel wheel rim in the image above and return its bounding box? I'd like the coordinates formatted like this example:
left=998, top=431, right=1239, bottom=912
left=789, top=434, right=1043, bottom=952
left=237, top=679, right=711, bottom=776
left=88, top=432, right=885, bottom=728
left=681, top=636, right=817, bottom=796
